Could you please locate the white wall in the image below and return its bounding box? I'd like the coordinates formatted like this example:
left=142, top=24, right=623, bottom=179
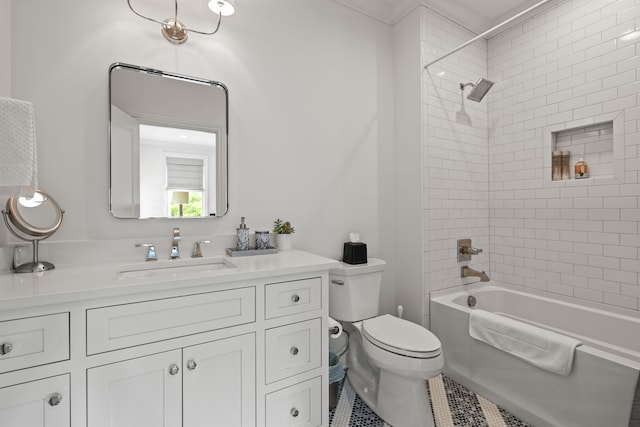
left=4, top=0, right=395, bottom=273
left=489, top=0, right=640, bottom=311
left=0, top=0, right=9, bottom=97
left=392, top=7, right=423, bottom=324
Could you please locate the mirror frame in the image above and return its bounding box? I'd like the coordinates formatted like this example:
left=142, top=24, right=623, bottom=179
left=108, top=62, right=229, bottom=219
left=5, top=191, right=64, bottom=237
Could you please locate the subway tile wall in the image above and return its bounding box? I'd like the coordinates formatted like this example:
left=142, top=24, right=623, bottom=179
left=421, top=0, right=640, bottom=324
left=489, top=0, right=640, bottom=310
left=421, top=6, right=490, bottom=326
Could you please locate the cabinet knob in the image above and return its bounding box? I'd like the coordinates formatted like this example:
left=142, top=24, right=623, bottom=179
left=290, top=346, right=299, bottom=356
left=186, top=359, right=197, bottom=371
left=0, top=343, right=12, bottom=355
left=291, top=294, right=300, bottom=303
left=168, top=363, right=180, bottom=375
left=48, top=392, right=63, bottom=407
left=290, top=408, right=299, bottom=418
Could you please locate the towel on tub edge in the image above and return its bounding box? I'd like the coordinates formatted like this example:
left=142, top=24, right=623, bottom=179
left=469, top=309, right=581, bottom=376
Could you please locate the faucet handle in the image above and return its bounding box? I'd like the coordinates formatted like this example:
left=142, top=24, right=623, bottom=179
left=462, top=247, right=483, bottom=255
left=135, top=243, right=158, bottom=261
left=192, top=240, right=212, bottom=258
left=457, top=238, right=483, bottom=262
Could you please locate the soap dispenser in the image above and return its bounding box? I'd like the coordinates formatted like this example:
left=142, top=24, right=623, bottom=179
left=575, top=157, right=589, bottom=179
left=237, top=217, right=250, bottom=251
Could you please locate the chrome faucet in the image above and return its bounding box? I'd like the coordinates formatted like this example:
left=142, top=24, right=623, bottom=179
left=461, top=266, right=490, bottom=282
left=135, top=243, right=158, bottom=261
left=170, top=228, right=181, bottom=259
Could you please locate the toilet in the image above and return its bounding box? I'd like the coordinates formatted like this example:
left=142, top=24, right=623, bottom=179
left=329, top=259, right=443, bottom=427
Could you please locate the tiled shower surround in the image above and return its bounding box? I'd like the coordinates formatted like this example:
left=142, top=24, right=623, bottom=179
left=422, top=0, right=640, bottom=323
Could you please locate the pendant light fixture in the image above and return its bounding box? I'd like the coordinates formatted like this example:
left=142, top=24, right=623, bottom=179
left=127, top=0, right=235, bottom=44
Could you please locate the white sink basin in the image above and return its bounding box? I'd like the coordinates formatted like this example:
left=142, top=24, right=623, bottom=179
left=115, top=257, right=236, bottom=280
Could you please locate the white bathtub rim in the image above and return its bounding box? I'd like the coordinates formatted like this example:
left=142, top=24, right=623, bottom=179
left=430, top=282, right=640, bottom=369
left=431, top=281, right=640, bottom=321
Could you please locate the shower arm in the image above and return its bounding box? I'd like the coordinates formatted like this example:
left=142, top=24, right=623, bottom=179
left=424, top=0, right=553, bottom=69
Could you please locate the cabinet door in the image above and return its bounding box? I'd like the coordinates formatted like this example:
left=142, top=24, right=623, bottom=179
left=0, top=374, right=70, bottom=427
left=183, top=333, right=256, bottom=427
left=87, top=350, right=182, bottom=427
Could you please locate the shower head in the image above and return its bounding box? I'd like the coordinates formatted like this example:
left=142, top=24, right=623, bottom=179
left=460, top=78, right=494, bottom=102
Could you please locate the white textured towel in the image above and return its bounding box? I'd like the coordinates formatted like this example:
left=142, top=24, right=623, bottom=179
left=0, top=96, right=38, bottom=197
left=469, top=309, right=581, bottom=376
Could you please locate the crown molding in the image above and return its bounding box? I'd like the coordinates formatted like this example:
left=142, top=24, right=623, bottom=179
left=329, top=0, right=555, bottom=35
left=329, top=0, right=418, bottom=25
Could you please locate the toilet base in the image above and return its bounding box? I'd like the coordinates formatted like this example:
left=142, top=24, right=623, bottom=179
left=345, top=325, right=437, bottom=427
left=376, top=369, right=434, bottom=427
left=346, top=369, right=435, bottom=427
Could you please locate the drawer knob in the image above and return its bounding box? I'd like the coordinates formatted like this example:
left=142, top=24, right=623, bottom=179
left=290, top=346, right=299, bottom=356
left=48, top=392, right=63, bottom=407
left=186, top=359, right=197, bottom=371
left=0, top=343, right=12, bottom=355
left=290, top=408, right=299, bottom=418
left=291, top=294, right=300, bottom=303
left=168, top=363, right=180, bottom=375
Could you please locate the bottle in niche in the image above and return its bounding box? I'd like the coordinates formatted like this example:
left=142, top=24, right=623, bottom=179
left=561, top=151, right=570, bottom=180
left=575, top=157, right=589, bottom=179
left=552, top=150, right=562, bottom=181
left=237, top=217, right=250, bottom=250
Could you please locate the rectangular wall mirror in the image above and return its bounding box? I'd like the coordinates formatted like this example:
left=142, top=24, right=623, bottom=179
left=109, top=63, right=228, bottom=219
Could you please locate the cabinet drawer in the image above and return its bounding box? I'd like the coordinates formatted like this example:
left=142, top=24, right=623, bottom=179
left=87, top=287, right=255, bottom=354
left=0, top=313, right=69, bottom=374
left=0, top=374, right=70, bottom=427
left=265, top=377, right=322, bottom=427
left=265, top=277, right=321, bottom=319
left=265, top=318, right=321, bottom=384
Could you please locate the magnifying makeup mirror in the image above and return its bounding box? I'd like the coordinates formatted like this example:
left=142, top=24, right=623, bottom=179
left=2, top=190, right=64, bottom=273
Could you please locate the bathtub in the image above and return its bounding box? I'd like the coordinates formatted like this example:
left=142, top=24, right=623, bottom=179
left=430, top=284, right=640, bottom=427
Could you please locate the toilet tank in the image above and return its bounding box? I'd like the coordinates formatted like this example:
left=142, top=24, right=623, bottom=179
left=329, top=258, right=386, bottom=322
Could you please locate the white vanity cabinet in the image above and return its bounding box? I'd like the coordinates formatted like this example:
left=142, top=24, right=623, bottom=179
left=86, top=286, right=257, bottom=427
left=0, top=250, right=334, bottom=427
left=87, top=333, right=255, bottom=427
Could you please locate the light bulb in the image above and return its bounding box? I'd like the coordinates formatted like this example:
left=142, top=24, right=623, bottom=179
left=208, top=0, right=235, bottom=16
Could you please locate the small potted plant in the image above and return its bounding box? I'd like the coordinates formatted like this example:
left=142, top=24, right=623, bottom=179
left=273, top=218, right=295, bottom=251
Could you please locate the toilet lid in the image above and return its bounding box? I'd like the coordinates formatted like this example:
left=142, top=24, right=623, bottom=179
left=362, top=314, right=441, bottom=358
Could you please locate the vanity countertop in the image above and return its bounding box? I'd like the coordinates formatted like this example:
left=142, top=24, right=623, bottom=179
left=0, top=249, right=338, bottom=311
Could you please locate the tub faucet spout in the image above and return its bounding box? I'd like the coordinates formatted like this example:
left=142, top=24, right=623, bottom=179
left=461, top=266, right=490, bottom=282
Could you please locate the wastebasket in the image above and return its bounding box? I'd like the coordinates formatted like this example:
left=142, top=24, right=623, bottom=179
left=328, top=351, right=345, bottom=410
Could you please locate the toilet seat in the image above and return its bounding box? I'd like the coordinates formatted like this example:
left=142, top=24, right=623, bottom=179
left=362, top=314, right=441, bottom=358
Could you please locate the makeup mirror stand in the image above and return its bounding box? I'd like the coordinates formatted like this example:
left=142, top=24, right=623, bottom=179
left=2, top=211, right=62, bottom=273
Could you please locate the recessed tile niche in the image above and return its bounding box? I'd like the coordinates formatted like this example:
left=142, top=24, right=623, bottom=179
left=544, top=112, right=624, bottom=186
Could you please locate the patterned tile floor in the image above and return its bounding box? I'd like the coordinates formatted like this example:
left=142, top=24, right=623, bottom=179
left=329, top=373, right=532, bottom=427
